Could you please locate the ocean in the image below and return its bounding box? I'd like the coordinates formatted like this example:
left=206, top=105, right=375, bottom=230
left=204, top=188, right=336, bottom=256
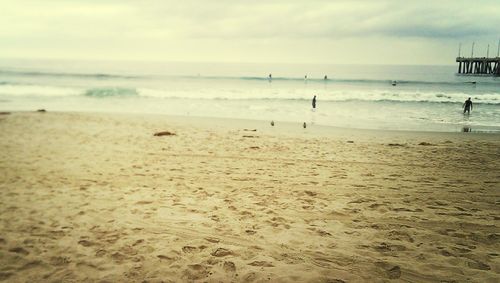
left=1, top=59, right=499, bottom=132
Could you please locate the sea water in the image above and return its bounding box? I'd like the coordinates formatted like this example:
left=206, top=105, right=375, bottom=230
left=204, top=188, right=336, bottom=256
left=1, top=59, right=499, bottom=132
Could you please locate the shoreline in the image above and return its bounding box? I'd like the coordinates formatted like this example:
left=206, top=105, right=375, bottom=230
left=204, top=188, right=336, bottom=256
left=0, top=111, right=499, bottom=282
left=2, top=109, right=500, bottom=137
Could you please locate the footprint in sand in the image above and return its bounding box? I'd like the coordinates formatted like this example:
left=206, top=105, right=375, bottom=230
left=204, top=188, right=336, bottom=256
left=486, top=233, right=499, bottom=244
left=95, top=249, right=107, bottom=257
left=239, top=211, right=254, bottom=217
left=135, top=200, right=154, bottom=205
left=386, top=266, right=401, bottom=279
left=304, top=190, right=317, bottom=197
left=183, top=264, right=210, bottom=280
left=0, top=272, right=13, bottom=281
left=440, top=250, right=453, bottom=257
left=248, top=261, right=274, bottom=267
left=121, top=245, right=138, bottom=257
left=75, top=261, right=101, bottom=272
left=223, top=261, right=236, bottom=272
left=204, top=237, right=220, bottom=243
left=211, top=248, right=233, bottom=257
left=111, top=252, right=128, bottom=262
left=78, top=240, right=94, bottom=247
left=8, top=247, right=29, bottom=255
left=245, top=230, right=257, bottom=235
left=49, top=256, right=71, bottom=266
left=387, top=230, right=415, bottom=243
left=319, top=228, right=336, bottom=236
left=267, top=216, right=291, bottom=229
left=271, top=252, right=305, bottom=265
left=182, top=246, right=198, bottom=253
left=375, top=261, right=401, bottom=279
left=18, top=260, right=44, bottom=271
left=157, top=254, right=177, bottom=264
left=374, top=242, right=407, bottom=252
left=467, top=260, right=490, bottom=270
left=132, top=239, right=144, bottom=246
left=242, top=272, right=257, bottom=282
left=311, top=256, right=336, bottom=268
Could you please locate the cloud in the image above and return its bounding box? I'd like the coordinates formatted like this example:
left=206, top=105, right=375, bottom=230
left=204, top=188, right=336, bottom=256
left=0, top=0, right=498, bottom=63
left=1, top=0, right=498, bottom=40
left=133, top=0, right=500, bottom=39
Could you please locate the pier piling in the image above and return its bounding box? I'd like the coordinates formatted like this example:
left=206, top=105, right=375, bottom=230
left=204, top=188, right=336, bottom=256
left=456, top=57, right=500, bottom=76
left=456, top=41, right=500, bottom=76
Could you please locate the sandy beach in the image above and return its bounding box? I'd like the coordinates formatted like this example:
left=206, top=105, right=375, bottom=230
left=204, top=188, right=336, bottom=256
left=0, top=111, right=499, bottom=282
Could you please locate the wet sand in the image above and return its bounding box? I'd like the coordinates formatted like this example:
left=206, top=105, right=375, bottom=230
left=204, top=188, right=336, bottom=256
left=0, top=111, right=499, bottom=282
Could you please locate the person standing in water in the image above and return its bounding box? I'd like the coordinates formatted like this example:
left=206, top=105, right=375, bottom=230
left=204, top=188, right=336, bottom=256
left=312, top=95, right=317, bottom=110
left=463, top=97, right=473, bottom=114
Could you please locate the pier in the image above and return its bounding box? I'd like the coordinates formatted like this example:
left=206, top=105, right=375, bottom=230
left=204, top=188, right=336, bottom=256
left=456, top=41, right=500, bottom=76
left=456, top=57, right=500, bottom=76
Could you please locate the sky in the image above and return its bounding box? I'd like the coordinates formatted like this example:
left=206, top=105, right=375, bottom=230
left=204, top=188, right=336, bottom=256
left=1, top=0, right=499, bottom=65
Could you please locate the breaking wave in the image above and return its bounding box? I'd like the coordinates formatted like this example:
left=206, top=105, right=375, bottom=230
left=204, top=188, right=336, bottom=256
left=0, top=69, right=140, bottom=80
left=0, top=83, right=498, bottom=104
left=84, top=87, right=138, bottom=97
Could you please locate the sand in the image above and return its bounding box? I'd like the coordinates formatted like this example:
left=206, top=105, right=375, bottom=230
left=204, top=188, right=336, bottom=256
left=0, top=111, right=499, bottom=282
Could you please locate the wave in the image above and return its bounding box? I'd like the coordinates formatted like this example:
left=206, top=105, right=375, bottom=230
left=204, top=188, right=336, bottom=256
left=0, top=82, right=499, bottom=104
left=0, top=84, right=138, bottom=98
left=137, top=87, right=500, bottom=104
left=0, top=69, right=141, bottom=80
left=190, top=75, right=500, bottom=87
left=0, top=84, right=82, bottom=96
left=84, top=87, right=138, bottom=97
left=235, top=77, right=500, bottom=87
left=2, top=67, right=499, bottom=87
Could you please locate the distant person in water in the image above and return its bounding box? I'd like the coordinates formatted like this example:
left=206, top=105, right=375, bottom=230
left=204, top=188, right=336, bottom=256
left=324, top=75, right=328, bottom=80
left=463, top=97, right=473, bottom=114
left=268, top=74, right=272, bottom=80
left=312, top=95, right=317, bottom=109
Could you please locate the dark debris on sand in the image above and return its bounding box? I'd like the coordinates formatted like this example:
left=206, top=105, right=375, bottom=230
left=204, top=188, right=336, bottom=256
left=154, top=131, right=176, bottom=136
left=387, top=143, right=406, bottom=147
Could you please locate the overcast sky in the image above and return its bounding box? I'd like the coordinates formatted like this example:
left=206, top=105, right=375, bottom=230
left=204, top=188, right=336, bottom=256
left=1, top=0, right=499, bottom=65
